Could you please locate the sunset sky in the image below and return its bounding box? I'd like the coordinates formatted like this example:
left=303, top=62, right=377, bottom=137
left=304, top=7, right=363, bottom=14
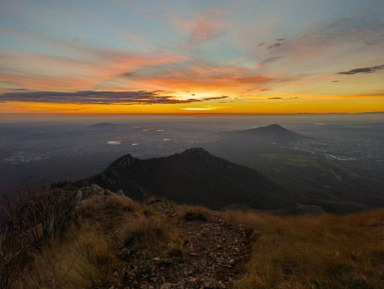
left=0, top=0, right=383, bottom=114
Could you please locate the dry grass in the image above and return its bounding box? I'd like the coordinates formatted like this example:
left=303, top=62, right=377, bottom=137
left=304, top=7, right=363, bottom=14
left=80, top=194, right=139, bottom=218
left=118, top=206, right=184, bottom=258
left=12, top=193, right=384, bottom=289
left=176, top=205, right=211, bottom=222
left=14, top=221, right=119, bottom=289
left=13, top=194, right=184, bottom=288
left=227, top=209, right=384, bottom=289
left=120, top=215, right=171, bottom=250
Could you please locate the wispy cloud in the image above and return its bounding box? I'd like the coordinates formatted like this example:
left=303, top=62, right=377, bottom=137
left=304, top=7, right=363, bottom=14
left=0, top=90, right=228, bottom=105
left=338, top=64, right=384, bottom=75
left=0, top=49, right=186, bottom=91
left=267, top=43, right=282, bottom=49
left=254, top=6, right=384, bottom=76
left=121, top=59, right=274, bottom=91
left=173, top=10, right=227, bottom=45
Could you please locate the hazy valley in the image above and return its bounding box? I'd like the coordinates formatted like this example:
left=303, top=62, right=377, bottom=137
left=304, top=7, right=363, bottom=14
left=1, top=114, right=383, bottom=214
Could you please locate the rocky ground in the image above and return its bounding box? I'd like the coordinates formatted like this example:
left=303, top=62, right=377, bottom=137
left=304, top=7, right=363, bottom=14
left=115, top=200, right=252, bottom=289
left=73, top=184, right=252, bottom=289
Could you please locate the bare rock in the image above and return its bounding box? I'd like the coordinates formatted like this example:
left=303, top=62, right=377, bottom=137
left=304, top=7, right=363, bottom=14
left=160, top=283, right=171, bottom=289
left=104, top=189, right=114, bottom=195
left=116, top=189, right=125, bottom=196
left=149, top=199, right=166, bottom=212
left=75, top=190, right=83, bottom=206
left=91, top=183, right=103, bottom=192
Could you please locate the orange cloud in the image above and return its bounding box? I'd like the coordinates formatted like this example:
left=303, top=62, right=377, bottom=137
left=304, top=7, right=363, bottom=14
left=0, top=90, right=228, bottom=105
left=118, top=60, right=274, bottom=96
left=0, top=49, right=187, bottom=92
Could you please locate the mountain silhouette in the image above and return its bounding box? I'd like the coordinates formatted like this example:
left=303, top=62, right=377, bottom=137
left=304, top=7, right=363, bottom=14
left=88, top=122, right=120, bottom=129
left=219, top=124, right=304, bottom=142
left=76, top=148, right=293, bottom=210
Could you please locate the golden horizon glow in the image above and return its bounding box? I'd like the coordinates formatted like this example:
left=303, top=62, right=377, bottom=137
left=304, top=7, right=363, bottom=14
left=2, top=94, right=383, bottom=115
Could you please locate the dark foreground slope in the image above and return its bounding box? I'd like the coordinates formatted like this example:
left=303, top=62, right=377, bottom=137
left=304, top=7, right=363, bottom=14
left=77, top=148, right=293, bottom=210
left=8, top=190, right=384, bottom=289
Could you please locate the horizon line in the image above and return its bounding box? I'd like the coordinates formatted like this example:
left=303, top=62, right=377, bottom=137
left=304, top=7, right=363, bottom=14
left=1, top=111, right=384, bottom=116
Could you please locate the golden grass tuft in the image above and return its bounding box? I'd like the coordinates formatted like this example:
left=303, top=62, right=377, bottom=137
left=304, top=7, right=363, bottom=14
left=176, top=205, right=211, bottom=222
left=122, top=215, right=170, bottom=247
left=14, top=221, right=119, bottom=289
left=80, top=193, right=139, bottom=217
left=12, top=194, right=164, bottom=289
left=118, top=213, right=185, bottom=260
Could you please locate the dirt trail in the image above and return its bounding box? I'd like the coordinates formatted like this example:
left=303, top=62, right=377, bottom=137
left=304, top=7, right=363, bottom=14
left=121, top=211, right=251, bottom=289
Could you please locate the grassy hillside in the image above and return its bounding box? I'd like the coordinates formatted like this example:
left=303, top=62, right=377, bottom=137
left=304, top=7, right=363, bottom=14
left=228, top=210, right=384, bottom=289
left=2, top=189, right=384, bottom=289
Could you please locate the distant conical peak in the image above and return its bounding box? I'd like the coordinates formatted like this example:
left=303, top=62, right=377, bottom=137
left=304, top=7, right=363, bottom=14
left=89, top=122, right=118, bottom=127
left=219, top=123, right=302, bottom=141
left=263, top=124, right=286, bottom=130
left=246, top=124, right=295, bottom=134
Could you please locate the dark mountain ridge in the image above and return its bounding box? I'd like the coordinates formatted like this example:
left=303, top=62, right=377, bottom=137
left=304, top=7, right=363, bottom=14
left=219, top=123, right=305, bottom=142
left=76, top=147, right=294, bottom=210
left=88, top=122, right=120, bottom=129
